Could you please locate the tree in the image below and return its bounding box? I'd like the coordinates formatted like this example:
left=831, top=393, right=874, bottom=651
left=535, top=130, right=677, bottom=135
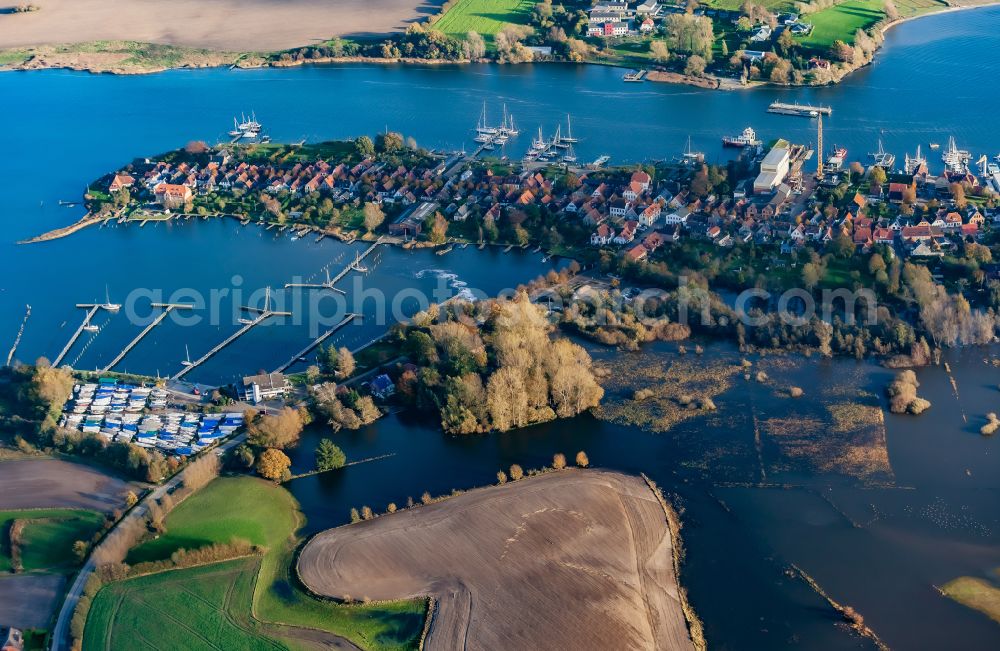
left=650, top=40, right=670, bottom=63
left=316, top=438, right=347, bottom=471
left=73, top=540, right=89, bottom=562
left=375, top=131, right=404, bottom=153
left=665, top=14, right=714, bottom=60
left=575, top=450, right=590, bottom=467
left=336, top=347, right=356, bottom=378
left=363, top=202, right=385, bottom=232
left=350, top=507, right=361, bottom=523
left=463, top=31, right=486, bottom=59
left=256, top=448, right=291, bottom=481
left=801, top=262, right=821, bottom=290
left=552, top=452, right=567, bottom=469
left=430, top=212, right=449, bottom=244
left=355, top=135, right=375, bottom=158
left=870, top=165, right=887, bottom=191
left=486, top=366, right=529, bottom=431
left=497, top=470, right=508, bottom=484
left=125, top=491, right=138, bottom=508
left=685, top=54, right=707, bottom=77
left=247, top=407, right=305, bottom=449
left=884, top=0, right=899, bottom=20
left=509, top=464, right=524, bottom=480
left=769, top=57, right=792, bottom=84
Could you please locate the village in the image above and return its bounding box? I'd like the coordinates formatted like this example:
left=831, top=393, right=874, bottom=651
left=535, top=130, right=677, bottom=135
left=93, top=131, right=999, bottom=281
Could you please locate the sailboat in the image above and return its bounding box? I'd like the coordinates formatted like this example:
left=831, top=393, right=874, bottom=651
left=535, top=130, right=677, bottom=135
left=350, top=251, right=368, bottom=273
left=680, top=136, right=703, bottom=164
left=83, top=315, right=98, bottom=333
left=561, top=114, right=579, bottom=143
left=941, top=136, right=970, bottom=174
left=904, top=144, right=926, bottom=175
left=180, top=345, right=194, bottom=367
left=476, top=102, right=497, bottom=135
left=868, top=139, right=895, bottom=169
left=500, top=104, right=519, bottom=136
left=562, top=143, right=578, bottom=164
left=531, top=126, right=549, bottom=152
left=101, top=286, right=121, bottom=312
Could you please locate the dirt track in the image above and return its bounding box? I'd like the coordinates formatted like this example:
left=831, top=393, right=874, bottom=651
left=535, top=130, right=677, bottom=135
left=0, top=458, right=133, bottom=511
left=298, top=470, right=694, bottom=651
left=0, top=0, right=443, bottom=52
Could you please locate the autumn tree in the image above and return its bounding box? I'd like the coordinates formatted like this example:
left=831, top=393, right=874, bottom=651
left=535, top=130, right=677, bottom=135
left=552, top=452, right=567, bottom=469
left=355, top=135, right=375, bottom=158
left=247, top=407, right=305, bottom=449
left=650, top=40, right=670, bottom=63
left=463, top=31, right=486, bottom=59
left=336, top=347, right=356, bottom=378
left=575, top=451, right=590, bottom=467
left=256, top=448, right=291, bottom=481
left=363, top=202, right=385, bottom=232
left=509, top=464, right=524, bottom=480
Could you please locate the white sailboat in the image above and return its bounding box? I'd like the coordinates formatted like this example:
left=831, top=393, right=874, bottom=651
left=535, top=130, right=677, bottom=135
left=500, top=104, right=519, bottom=136
left=102, top=286, right=121, bottom=312
left=531, top=126, right=548, bottom=152
left=476, top=102, right=497, bottom=135
left=561, top=114, right=579, bottom=143
left=180, top=345, right=194, bottom=367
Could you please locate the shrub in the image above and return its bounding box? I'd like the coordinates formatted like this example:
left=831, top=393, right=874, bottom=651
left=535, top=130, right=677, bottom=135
left=509, top=464, right=524, bottom=481
left=421, top=491, right=433, bottom=504
left=361, top=506, right=374, bottom=520
left=575, top=451, right=589, bottom=467
left=387, top=503, right=397, bottom=514
left=496, top=470, right=508, bottom=484
left=552, top=453, right=567, bottom=470
left=349, top=507, right=360, bottom=523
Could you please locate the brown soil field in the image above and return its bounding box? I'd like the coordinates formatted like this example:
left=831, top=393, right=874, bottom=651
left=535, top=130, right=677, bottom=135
left=0, top=574, right=66, bottom=628
left=0, top=0, right=443, bottom=52
left=0, top=458, right=133, bottom=511
left=298, top=470, right=695, bottom=651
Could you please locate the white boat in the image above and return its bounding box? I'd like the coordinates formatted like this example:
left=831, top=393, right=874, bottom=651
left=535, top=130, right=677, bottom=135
left=531, top=126, right=548, bottom=152
left=475, top=102, right=498, bottom=135
left=180, top=344, right=194, bottom=367
left=561, top=114, right=578, bottom=143
left=591, top=155, right=611, bottom=168
left=904, top=145, right=927, bottom=175
left=868, top=138, right=895, bottom=169
left=722, top=126, right=762, bottom=148
left=941, top=136, right=970, bottom=174
left=101, top=286, right=120, bottom=312
left=680, top=136, right=704, bottom=164
left=501, top=105, right=519, bottom=136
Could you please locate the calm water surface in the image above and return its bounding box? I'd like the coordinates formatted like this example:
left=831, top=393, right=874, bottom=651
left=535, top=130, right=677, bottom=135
left=2, top=6, right=999, bottom=649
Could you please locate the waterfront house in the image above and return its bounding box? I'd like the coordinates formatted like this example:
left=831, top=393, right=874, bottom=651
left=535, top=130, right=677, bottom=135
left=240, top=372, right=291, bottom=404
left=109, top=174, right=135, bottom=192
left=370, top=374, right=396, bottom=400
left=153, top=182, right=192, bottom=209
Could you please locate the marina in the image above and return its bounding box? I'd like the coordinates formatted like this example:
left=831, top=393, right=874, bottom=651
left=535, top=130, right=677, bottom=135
left=271, top=313, right=359, bottom=374
left=99, top=303, right=194, bottom=372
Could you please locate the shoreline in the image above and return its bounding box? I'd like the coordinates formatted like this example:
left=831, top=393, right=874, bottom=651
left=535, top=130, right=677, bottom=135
left=3, top=2, right=998, bottom=84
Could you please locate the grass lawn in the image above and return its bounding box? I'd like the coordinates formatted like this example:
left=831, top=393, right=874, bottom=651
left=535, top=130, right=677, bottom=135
left=703, top=0, right=794, bottom=11
left=941, top=574, right=1000, bottom=625
left=0, top=508, right=104, bottom=573
left=798, top=0, right=886, bottom=48
left=110, top=477, right=425, bottom=650
left=432, top=0, right=535, bottom=42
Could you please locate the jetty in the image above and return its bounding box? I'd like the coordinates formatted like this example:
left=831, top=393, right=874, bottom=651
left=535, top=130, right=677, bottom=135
left=19, top=213, right=109, bottom=245
left=324, top=238, right=383, bottom=286
left=100, top=303, right=194, bottom=372
left=767, top=101, right=832, bottom=117
left=171, top=288, right=291, bottom=380
left=4, top=305, right=30, bottom=367
left=52, top=304, right=105, bottom=367
left=284, top=266, right=347, bottom=294
left=271, top=313, right=359, bottom=374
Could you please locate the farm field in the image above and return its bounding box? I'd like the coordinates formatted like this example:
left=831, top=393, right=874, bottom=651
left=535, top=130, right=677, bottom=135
left=0, top=508, right=104, bottom=572
left=99, top=477, right=425, bottom=651
left=431, top=0, right=534, bottom=41
left=299, top=470, right=695, bottom=650
left=83, top=558, right=284, bottom=651
left=0, top=458, right=133, bottom=511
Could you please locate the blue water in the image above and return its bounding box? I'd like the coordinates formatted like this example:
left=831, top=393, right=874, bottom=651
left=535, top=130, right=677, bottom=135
left=2, top=6, right=1000, bottom=649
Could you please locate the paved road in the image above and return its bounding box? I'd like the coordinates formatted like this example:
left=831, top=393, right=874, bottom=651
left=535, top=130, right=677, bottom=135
left=50, top=432, right=246, bottom=651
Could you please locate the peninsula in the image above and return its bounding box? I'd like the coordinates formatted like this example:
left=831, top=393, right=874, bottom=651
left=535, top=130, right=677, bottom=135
left=0, top=0, right=994, bottom=87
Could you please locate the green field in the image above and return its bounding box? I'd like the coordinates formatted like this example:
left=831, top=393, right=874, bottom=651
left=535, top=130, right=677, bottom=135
left=432, top=0, right=534, bottom=41
left=798, top=0, right=886, bottom=48
left=84, top=558, right=285, bottom=651
left=703, top=0, right=794, bottom=10
left=0, top=508, right=104, bottom=573
left=98, top=477, right=424, bottom=650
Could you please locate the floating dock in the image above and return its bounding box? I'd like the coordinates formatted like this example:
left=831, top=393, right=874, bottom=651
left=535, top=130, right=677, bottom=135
left=768, top=102, right=832, bottom=117
left=5, top=305, right=30, bottom=367
left=52, top=305, right=103, bottom=367
left=271, top=313, right=360, bottom=374
left=100, top=303, right=194, bottom=372
left=171, top=289, right=291, bottom=380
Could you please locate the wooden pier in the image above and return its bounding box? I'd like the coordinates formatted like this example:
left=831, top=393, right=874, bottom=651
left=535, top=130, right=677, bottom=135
left=4, top=305, right=30, bottom=367
left=52, top=305, right=102, bottom=367
left=271, top=313, right=359, bottom=374
left=171, top=288, right=290, bottom=380
left=284, top=267, right=346, bottom=294
left=100, top=303, right=193, bottom=372
left=325, top=238, right=383, bottom=287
